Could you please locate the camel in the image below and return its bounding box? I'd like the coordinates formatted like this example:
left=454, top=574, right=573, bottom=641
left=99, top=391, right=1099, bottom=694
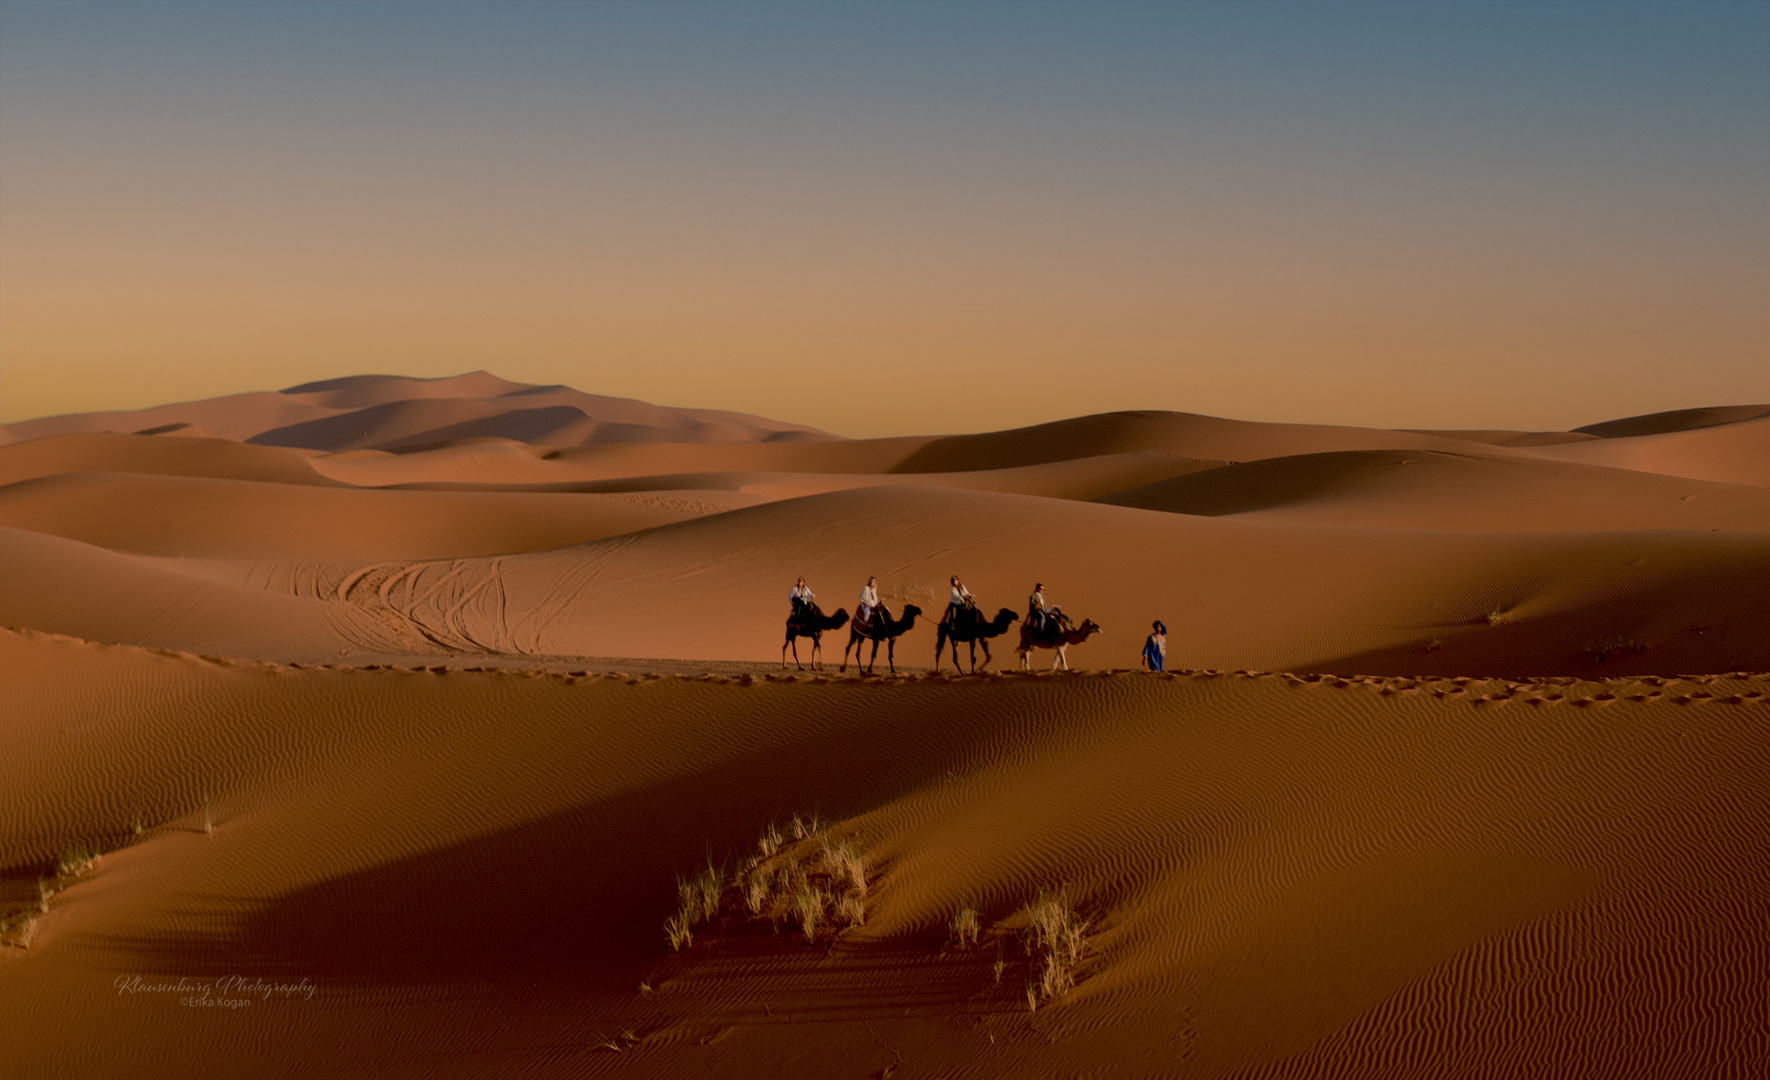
left=840, top=604, right=922, bottom=675
left=783, top=605, right=849, bottom=670
left=933, top=606, right=1020, bottom=674
left=1016, top=617, right=1102, bottom=671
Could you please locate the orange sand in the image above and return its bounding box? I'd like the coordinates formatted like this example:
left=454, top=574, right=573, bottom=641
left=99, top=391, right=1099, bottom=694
left=3, top=375, right=1766, bottom=1077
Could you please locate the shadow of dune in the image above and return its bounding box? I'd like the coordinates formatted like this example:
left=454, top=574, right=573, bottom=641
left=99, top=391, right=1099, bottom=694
left=1299, top=562, right=1770, bottom=678
left=91, top=680, right=1046, bottom=990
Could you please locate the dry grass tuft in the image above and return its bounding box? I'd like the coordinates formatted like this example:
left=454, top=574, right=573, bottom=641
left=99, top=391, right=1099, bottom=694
left=950, top=904, right=981, bottom=948
left=789, top=811, right=822, bottom=841
left=663, top=912, right=693, bottom=952
left=1019, top=885, right=1089, bottom=1008
left=55, top=846, right=99, bottom=877
left=665, top=814, right=870, bottom=949
left=0, top=911, right=36, bottom=949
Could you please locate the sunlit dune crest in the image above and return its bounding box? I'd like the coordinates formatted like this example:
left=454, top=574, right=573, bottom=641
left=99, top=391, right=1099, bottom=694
left=2, top=375, right=1767, bottom=1078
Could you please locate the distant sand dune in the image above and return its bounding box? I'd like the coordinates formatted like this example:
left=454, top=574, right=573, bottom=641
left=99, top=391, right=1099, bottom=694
left=0, top=471, right=759, bottom=561
left=0, top=432, right=338, bottom=488
left=1100, top=449, right=1770, bottom=531
left=1, top=371, right=835, bottom=450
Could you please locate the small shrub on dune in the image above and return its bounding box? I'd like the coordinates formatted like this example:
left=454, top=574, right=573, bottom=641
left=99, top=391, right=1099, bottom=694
left=950, top=905, right=981, bottom=949
left=745, top=866, right=774, bottom=915
left=664, top=814, right=870, bottom=950
left=55, top=846, right=99, bottom=877
left=834, top=893, right=866, bottom=928
left=663, top=912, right=693, bottom=952
left=688, top=863, right=723, bottom=922
left=1019, top=885, right=1089, bottom=1009
left=0, top=911, right=36, bottom=949
left=819, top=838, right=867, bottom=897
left=665, top=862, right=723, bottom=951
left=792, top=883, right=826, bottom=943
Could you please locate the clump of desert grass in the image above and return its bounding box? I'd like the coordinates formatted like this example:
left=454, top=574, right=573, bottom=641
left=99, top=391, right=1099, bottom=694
left=949, top=904, right=981, bottom=949
left=4, top=841, right=118, bottom=950
left=1018, top=885, right=1088, bottom=1009
left=0, top=909, right=35, bottom=949
left=55, top=845, right=102, bottom=877
left=663, top=859, right=723, bottom=951
left=664, top=815, right=870, bottom=951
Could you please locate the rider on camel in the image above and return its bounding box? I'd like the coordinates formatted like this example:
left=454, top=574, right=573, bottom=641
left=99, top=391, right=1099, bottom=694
left=789, top=577, right=815, bottom=618
left=1027, top=583, right=1070, bottom=634
left=943, top=575, right=975, bottom=626
left=1028, top=583, right=1049, bottom=633
left=857, top=576, right=881, bottom=630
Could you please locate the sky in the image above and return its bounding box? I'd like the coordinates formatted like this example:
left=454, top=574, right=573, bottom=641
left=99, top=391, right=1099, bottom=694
left=1, top=0, right=1765, bottom=437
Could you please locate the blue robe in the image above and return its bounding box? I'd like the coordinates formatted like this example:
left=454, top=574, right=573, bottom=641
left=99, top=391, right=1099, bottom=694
left=1142, top=634, right=1166, bottom=672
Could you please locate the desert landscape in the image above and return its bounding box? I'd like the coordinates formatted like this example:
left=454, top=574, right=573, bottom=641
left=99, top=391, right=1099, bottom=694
left=1, top=372, right=1766, bottom=1077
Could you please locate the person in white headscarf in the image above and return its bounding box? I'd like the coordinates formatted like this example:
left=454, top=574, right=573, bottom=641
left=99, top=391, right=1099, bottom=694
left=857, top=576, right=880, bottom=629
left=943, top=575, right=974, bottom=626
left=789, top=577, right=815, bottom=618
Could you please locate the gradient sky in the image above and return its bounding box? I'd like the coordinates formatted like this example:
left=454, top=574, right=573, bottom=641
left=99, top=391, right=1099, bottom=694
left=2, top=0, right=1765, bottom=437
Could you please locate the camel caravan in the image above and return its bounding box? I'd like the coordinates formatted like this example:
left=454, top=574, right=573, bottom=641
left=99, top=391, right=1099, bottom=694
left=783, top=575, right=1102, bottom=675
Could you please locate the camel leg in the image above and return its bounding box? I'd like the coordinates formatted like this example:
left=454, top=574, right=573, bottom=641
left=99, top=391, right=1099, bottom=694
left=810, top=635, right=822, bottom=670
left=932, top=631, right=944, bottom=673
left=886, top=637, right=896, bottom=675
left=976, top=639, right=991, bottom=672
left=1052, top=644, right=1067, bottom=671
left=785, top=635, right=800, bottom=670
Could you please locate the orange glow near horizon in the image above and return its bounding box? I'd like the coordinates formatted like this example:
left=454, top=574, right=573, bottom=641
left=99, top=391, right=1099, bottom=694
left=2, top=3, right=1765, bottom=436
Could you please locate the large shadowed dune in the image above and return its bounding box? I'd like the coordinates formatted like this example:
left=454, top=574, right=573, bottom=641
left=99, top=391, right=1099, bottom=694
left=888, top=410, right=1537, bottom=473
left=1572, top=403, right=1770, bottom=439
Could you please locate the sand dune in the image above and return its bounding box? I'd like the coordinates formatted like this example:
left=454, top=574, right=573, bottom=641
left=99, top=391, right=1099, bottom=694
left=2, top=371, right=834, bottom=451
left=0, top=432, right=338, bottom=488
left=305, top=434, right=938, bottom=487
left=888, top=409, right=1544, bottom=473
left=1101, top=449, right=1770, bottom=531
left=1571, top=402, right=1770, bottom=439
left=4, top=379, right=1768, bottom=1078
left=39, top=483, right=1756, bottom=677
left=0, top=527, right=379, bottom=658
left=0, top=472, right=759, bottom=561
left=1520, top=414, right=1770, bottom=487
